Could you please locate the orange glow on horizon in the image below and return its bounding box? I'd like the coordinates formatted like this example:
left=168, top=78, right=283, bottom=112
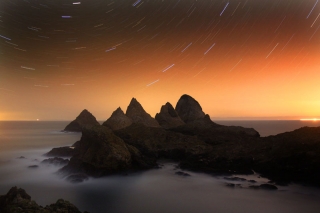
left=300, top=118, right=320, bottom=122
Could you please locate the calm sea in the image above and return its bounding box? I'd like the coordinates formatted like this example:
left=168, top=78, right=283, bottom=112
left=0, top=121, right=320, bottom=213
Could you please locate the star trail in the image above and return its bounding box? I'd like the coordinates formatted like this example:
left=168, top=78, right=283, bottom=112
left=0, top=0, right=319, bottom=120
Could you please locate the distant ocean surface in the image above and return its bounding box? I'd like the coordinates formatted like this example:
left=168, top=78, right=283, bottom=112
left=215, top=120, right=320, bottom=137
left=0, top=121, right=320, bottom=213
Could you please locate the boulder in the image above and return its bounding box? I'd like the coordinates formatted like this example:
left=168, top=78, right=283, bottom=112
left=175, top=94, right=206, bottom=123
left=155, top=102, right=185, bottom=129
left=64, top=109, right=100, bottom=132
left=102, top=107, right=132, bottom=130
left=126, top=98, right=160, bottom=127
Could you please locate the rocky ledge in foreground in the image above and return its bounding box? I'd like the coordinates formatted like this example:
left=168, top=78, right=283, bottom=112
left=0, top=186, right=88, bottom=213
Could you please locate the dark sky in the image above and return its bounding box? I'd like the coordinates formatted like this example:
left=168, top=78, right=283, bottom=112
left=0, top=0, right=319, bottom=120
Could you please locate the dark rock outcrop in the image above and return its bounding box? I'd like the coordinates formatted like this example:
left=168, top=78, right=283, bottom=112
left=41, top=157, right=69, bottom=166
left=60, top=125, right=157, bottom=177
left=102, top=107, right=132, bottom=130
left=253, top=126, right=320, bottom=186
left=126, top=98, right=160, bottom=127
left=175, top=94, right=206, bottom=123
left=45, top=94, right=320, bottom=187
left=66, top=173, right=89, bottom=183
left=45, top=146, right=75, bottom=157
left=155, top=102, right=185, bottom=129
left=0, top=187, right=88, bottom=213
left=61, top=125, right=131, bottom=176
left=64, top=109, right=100, bottom=132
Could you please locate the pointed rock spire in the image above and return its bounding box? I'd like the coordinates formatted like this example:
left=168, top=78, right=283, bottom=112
left=155, top=102, right=185, bottom=129
left=102, top=107, right=132, bottom=130
left=175, top=94, right=206, bottom=123
left=64, top=109, right=100, bottom=132
left=126, top=98, right=160, bottom=127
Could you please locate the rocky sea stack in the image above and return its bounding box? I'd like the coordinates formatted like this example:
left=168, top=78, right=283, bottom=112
left=0, top=187, right=88, bottom=213
left=53, top=94, right=320, bottom=186
left=64, top=109, right=100, bottom=132
left=102, top=107, right=132, bottom=130
left=155, top=102, right=185, bottom=129
left=125, top=98, right=160, bottom=127
left=175, top=94, right=206, bottom=123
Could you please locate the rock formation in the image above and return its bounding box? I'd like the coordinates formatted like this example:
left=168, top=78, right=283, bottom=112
left=126, top=98, right=160, bottom=127
left=102, top=107, right=132, bottom=130
left=46, top=94, right=320, bottom=186
left=0, top=187, right=88, bottom=213
left=175, top=94, right=206, bottom=123
left=45, top=146, right=75, bottom=157
left=155, top=102, right=185, bottom=129
left=60, top=125, right=157, bottom=177
left=64, top=109, right=100, bottom=132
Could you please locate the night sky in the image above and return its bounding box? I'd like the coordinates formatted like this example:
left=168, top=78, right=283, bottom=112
left=0, top=0, right=319, bottom=121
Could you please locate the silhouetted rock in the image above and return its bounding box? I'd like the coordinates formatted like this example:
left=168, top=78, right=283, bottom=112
left=60, top=125, right=156, bottom=177
left=0, top=187, right=88, bottom=213
left=259, top=184, right=278, bottom=190
left=224, top=177, right=247, bottom=181
left=61, top=125, right=131, bottom=176
left=44, top=95, right=320, bottom=187
left=175, top=171, right=191, bottom=177
left=155, top=102, right=185, bottom=129
left=126, top=98, right=160, bottom=127
left=45, top=146, right=75, bottom=157
left=41, top=157, right=69, bottom=166
left=64, top=109, right=100, bottom=132
left=102, top=107, right=132, bottom=130
left=175, top=94, right=206, bottom=123
left=253, top=126, right=320, bottom=186
left=66, top=173, right=89, bottom=183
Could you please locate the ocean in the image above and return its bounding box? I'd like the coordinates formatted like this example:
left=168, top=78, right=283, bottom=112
left=0, top=120, right=320, bottom=213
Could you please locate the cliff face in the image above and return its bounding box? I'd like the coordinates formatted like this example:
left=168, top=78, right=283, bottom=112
left=125, top=98, right=160, bottom=127
left=64, top=109, right=100, bottom=132
left=0, top=187, right=88, bottom=213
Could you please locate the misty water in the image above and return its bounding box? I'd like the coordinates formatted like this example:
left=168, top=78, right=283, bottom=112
left=1, top=121, right=320, bottom=213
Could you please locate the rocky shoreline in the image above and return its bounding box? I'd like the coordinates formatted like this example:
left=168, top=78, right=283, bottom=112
left=48, top=94, right=320, bottom=186
left=0, top=187, right=89, bottom=213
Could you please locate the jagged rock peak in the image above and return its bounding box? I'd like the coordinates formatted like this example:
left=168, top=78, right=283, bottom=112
left=64, top=109, right=100, bottom=132
left=102, top=107, right=133, bottom=130
left=175, top=94, right=206, bottom=123
left=155, top=102, right=185, bottom=129
left=126, top=98, right=160, bottom=127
